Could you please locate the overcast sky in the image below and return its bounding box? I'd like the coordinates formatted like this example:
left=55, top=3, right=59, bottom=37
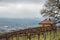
left=0, top=0, right=46, bottom=19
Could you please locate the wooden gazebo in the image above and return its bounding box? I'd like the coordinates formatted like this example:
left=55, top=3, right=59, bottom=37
left=0, top=19, right=57, bottom=40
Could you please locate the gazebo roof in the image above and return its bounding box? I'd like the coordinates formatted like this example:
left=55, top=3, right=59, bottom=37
left=39, top=19, right=54, bottom=24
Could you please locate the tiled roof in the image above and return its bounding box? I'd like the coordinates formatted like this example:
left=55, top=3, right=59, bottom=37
left=39, top=19, right=54, bottom=24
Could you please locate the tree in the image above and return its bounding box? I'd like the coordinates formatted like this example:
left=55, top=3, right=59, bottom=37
left=41, top=0, right=60, bottom=23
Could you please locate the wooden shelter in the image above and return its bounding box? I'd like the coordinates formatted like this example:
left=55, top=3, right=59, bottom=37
left=0, top=19, right=57, bottom=40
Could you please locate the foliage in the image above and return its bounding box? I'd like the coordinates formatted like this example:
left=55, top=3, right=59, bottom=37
left=41, top=0, right=60, bottom=23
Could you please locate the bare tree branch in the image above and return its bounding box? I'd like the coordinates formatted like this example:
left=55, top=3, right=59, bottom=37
left=41, top=0, right=60, bottom=23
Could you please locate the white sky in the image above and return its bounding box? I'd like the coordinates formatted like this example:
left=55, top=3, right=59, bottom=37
left=0, top=0, right=46, bottom=19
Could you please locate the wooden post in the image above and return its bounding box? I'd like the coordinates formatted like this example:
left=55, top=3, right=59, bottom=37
left=6, top=38, right=8, bottom=40
left=43, top=31, right=46, bottom=40
left=54, top=30, right=56, bottom=40
left=38, top=33, right=40, bottom=40
left=47, top=30, right=49, bottom=35
left=29, top=33, right=31, bottom=40
left=10, top=33, right=13, bottom=40
left=19, top=34, right=21, bottom=40
left=50, top=31, right=52, bottom=40
left=16, top=34, right=19, bottom=40
left=6, top=34, right=8, bottom=40
left=26, top=33, right=28, bottom=40
left=25, top=33, right=27, bottom=40
left=0, top=38, right=2, bottom=40
left=11, top=35, right=13, bottom=40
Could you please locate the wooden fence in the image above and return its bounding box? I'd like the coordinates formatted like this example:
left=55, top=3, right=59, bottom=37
left=0, top=26, right=58, bottom=40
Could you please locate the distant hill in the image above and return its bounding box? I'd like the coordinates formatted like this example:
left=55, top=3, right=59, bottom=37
left=0, top=18, right=41, bottom=34
left=0, top=18, right=41, bottom=27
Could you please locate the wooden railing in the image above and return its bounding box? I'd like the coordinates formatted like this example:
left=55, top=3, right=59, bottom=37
left=0, top=26, right=58, bottom=40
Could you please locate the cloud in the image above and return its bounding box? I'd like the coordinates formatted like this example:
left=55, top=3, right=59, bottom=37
left=0, top=0, right=45, bottom=18
left=0, top=0, right=45, bottom=4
